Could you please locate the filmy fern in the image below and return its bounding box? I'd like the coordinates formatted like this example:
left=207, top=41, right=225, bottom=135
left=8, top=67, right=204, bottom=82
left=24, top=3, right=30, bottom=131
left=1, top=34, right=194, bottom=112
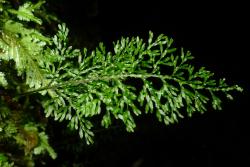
left=0, top=0, right=243, bottom=164
left=34, top=24, right=242, bottom=144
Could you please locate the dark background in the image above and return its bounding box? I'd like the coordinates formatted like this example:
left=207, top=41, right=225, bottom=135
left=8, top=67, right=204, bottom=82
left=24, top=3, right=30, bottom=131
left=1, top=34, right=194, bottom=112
left=47, top=0, right=249, bottom=166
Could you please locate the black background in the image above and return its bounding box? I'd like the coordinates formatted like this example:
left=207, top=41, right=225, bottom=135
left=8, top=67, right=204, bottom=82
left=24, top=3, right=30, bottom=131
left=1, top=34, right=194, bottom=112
left=48, top=0, right=249, bottom=166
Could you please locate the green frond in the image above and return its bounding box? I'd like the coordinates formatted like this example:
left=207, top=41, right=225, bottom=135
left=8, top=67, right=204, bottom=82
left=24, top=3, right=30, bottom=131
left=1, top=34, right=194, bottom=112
left=33, top=24, right=242, bottom=144
left=8, top=1, right=46, bottom=24
left=0, top=20, right=50, bottom=89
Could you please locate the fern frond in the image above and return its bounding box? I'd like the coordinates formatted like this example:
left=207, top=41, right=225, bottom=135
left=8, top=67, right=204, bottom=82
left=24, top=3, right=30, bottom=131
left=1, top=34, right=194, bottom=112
left=8, top=1, right=46, bottom=24
left=35, top=24, right=242, bottom=144
left=0, top=20, right=51, bottom=89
